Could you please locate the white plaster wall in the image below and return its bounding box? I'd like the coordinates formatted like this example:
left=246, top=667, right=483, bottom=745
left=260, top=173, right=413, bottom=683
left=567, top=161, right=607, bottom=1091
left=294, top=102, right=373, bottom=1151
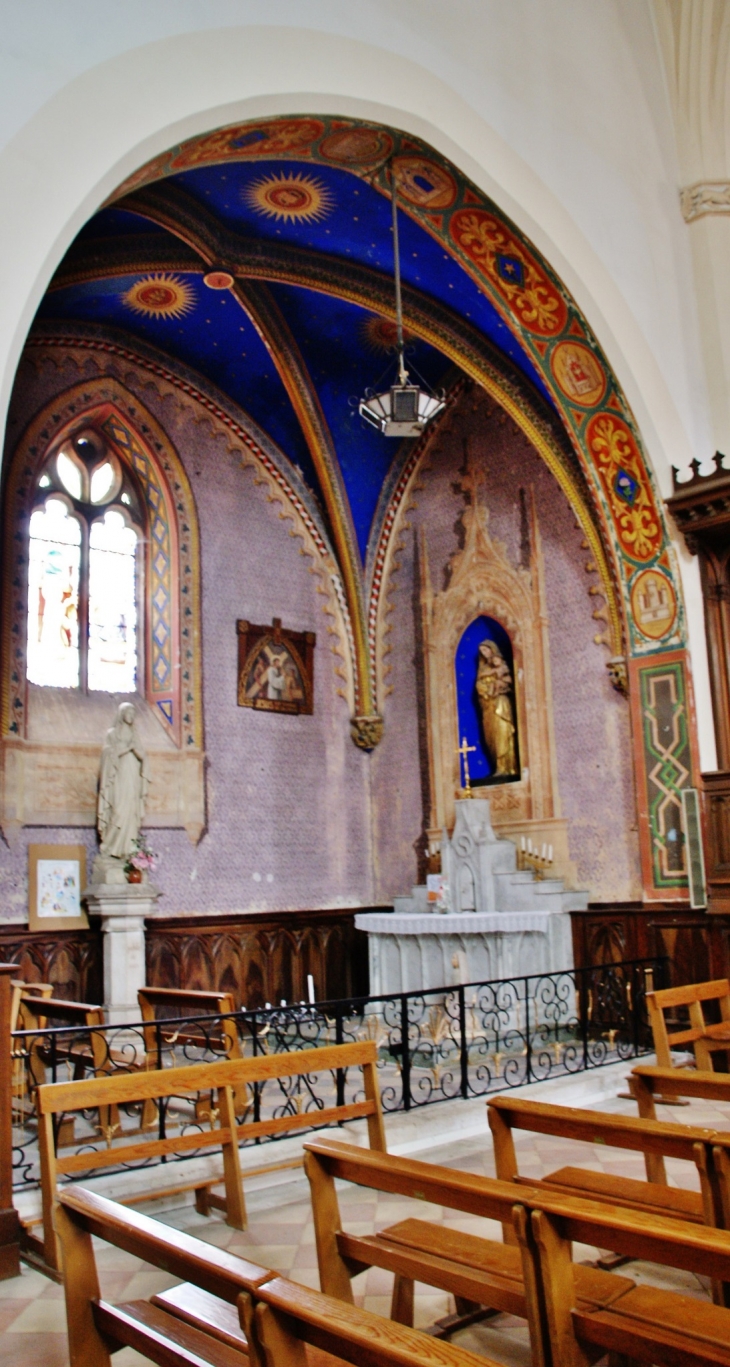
left=0, top=0, right=718, bottom=763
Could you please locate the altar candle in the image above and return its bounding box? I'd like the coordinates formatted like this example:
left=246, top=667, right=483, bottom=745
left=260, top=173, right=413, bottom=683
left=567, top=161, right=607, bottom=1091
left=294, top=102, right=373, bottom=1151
left=527, top=838, right=532, bottom=854
left=521, top=836, right=526, bottom=851
left=281, top=999, right=287, bottom=1007
left=548, top=844, right=553, bottom=862
left=307, top=973, right=315, bottom=1004
left=541, top=843, right=547, bottom=859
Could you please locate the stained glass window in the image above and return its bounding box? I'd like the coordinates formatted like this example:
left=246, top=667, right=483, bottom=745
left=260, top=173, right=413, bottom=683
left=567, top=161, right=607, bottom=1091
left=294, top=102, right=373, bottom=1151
left=88, top=511, right=138, bottom=693
left=26, top=431, right=143, bottom=694
left=27, top=498, right=81, bottom=688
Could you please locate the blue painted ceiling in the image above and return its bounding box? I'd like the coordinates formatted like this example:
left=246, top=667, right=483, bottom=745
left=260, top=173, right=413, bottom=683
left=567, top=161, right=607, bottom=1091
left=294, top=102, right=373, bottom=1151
left=38, top=158, right=556, bottom=566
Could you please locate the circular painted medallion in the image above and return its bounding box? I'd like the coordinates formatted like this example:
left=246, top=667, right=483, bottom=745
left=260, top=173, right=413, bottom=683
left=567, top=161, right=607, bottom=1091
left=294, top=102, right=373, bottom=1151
left=203, top=271, right=234, bottom=290
left=550, top=340, right=607, bottom=408
left=121, top=274, right=195, bottom=319
left=243, top=172, right=334, bottom=223
left=320, top=127, right=393, bottom=163
left=392, top=156, right=457, bottom=210
left=630, top=568, right=678, bottom=641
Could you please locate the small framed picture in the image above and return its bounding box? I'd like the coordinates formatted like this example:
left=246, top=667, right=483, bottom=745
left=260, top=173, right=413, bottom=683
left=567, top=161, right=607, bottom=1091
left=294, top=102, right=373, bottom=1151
left=28, top=844, right=88, bottom=932
left=237, top=617, right=315, bottom=715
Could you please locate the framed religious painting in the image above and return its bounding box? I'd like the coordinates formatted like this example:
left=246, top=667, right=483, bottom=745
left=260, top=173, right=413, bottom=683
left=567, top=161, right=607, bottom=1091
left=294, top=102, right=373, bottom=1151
left=237, top=617, right=315, bottom=715
left=28, top=843, right=88, bottom=932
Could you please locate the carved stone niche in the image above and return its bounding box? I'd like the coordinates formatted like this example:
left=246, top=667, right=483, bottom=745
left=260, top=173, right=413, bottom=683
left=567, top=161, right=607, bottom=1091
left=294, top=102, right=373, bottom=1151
left=419, top=480, right=577, bottom=888
left=0, top=686, right=204, bottom=845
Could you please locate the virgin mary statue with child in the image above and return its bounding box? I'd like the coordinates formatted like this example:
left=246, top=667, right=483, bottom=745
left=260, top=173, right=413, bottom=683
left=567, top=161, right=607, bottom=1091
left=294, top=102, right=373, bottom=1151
left=475, top=639, right=518, bottom=778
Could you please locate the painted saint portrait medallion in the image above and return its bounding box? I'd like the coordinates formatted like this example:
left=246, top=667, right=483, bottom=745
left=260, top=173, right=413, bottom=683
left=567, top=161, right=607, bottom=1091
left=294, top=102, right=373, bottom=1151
left=550, top=340, right=607, bottom=407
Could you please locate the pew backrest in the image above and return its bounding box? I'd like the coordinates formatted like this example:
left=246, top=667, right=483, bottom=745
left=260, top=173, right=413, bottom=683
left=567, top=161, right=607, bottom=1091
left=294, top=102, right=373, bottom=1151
left=57, top=1185, right=497, bottom=1367
left=487, top=1092, right=717, bottom=1212
left=38, top=1039, right=385, bottom=1270
left=515, top=1185, right=730, bottom=1367
left=646, top=978, right=730, bottom=1069
left=137, top=985, right=241, bottom=1069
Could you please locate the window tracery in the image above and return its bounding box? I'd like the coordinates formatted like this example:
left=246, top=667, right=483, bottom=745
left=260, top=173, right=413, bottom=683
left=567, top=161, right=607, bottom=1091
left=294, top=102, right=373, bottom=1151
left=26, top=429, right=143, bottom=695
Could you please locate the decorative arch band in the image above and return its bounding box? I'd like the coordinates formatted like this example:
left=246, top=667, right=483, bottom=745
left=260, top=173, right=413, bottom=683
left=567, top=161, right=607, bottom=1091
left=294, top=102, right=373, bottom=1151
left=113, top=114, right=684, bottom=660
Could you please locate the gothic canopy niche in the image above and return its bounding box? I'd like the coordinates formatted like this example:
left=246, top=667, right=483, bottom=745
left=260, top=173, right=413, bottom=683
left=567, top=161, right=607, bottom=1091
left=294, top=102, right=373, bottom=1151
left=0, top=378, right=205, bottom=842
left=418, top=459, right=576, bottom=888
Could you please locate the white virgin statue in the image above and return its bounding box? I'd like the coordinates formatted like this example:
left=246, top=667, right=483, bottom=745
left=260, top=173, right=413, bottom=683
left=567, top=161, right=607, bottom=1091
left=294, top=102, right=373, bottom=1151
left=97, top=702, right=150, bottom=862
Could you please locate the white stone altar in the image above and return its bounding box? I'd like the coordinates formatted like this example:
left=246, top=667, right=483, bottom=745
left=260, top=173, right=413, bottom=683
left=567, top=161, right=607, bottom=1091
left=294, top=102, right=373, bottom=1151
left=356, top=800, right=588, bottom=995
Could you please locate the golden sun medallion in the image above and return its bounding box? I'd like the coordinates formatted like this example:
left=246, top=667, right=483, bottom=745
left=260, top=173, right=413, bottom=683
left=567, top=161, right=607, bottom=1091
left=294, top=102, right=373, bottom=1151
left=243, top=172, right=334, bottom=223
left=122, top=274, right=195, bottom=320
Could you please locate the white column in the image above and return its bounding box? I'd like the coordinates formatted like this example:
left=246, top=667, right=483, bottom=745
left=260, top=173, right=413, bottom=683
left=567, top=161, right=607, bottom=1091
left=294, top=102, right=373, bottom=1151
left=84, top=883, right=161, bottom=1024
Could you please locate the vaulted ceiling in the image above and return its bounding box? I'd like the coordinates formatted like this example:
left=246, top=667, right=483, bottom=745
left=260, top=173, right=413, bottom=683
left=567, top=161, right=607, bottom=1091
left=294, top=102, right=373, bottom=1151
left=30, top=115, right=627, bottom=723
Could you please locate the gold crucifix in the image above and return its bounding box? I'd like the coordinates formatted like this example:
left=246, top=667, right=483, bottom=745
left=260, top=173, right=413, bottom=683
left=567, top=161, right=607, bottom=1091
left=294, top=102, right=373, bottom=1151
left=457, top=735, right=477, bottom=797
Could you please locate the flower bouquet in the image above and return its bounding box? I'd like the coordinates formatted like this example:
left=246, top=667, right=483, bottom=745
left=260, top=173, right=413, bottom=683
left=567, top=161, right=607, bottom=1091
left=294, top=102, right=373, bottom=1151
left=124, top=835, right=156, bottom=884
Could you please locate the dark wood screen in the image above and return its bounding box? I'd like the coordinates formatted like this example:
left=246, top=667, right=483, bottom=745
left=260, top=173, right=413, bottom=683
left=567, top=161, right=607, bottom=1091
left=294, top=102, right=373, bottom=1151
left=145, top=908, right=375, bottom=1010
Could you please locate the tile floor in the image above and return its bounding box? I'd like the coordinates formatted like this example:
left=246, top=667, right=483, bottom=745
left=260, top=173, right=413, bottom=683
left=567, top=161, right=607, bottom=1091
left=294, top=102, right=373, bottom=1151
left=4, top=1074, right=729, bottom=1366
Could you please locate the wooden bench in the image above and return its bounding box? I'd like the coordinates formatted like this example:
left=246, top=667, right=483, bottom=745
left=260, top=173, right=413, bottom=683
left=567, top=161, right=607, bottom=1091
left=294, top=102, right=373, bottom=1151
left=487, top=1093, right=719, bottom=1239
left=137, top=985, right=245, bottom=1127
left=647, top=978, right=730, bottom=1071
left=56, top=1184, right=499, bottom=1367
left=37, top=1039, right=384, bottom=1271
left=631, top=1062, right=730, bottom=1118
left=516, top=1184, right=730, bottom=1366
left=303, top=1136, right=636, bottom=1338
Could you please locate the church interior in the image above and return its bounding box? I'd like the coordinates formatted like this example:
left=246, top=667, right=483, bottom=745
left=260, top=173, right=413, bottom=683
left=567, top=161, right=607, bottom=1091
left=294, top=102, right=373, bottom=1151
left=1, top=4, right=730, bottom=1364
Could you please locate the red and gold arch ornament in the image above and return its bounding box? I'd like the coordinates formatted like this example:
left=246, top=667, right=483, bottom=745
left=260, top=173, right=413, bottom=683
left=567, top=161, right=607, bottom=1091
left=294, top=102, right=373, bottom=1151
left=111, top=114, right=683, bottom=660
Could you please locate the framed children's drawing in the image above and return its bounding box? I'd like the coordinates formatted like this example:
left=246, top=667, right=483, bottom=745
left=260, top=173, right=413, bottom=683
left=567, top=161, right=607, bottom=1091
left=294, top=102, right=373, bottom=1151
left=28, top=844, right=88, bottom=932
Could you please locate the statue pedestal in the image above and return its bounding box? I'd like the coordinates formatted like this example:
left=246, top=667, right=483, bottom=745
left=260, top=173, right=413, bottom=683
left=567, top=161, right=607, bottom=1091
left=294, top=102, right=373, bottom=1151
left=84, top=882, right=161, bottom=1024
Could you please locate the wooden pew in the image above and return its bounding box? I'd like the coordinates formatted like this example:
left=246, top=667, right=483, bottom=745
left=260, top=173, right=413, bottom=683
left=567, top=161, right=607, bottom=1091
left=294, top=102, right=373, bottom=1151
left=303, top=1136, right=635, bottom=1338
left=137, top=985, right=245, bottom=1128
left=647, top=978, right=730, bottom=1070
left=37, top=1039, right=384, bottom=1271
left=487, top=1093, right=719, bottom=1237
left=56, top=1184, right=499, bottom=1367
left=516, top=1185, right=730, bottom=1366
left=631, top=1062, right=730, bottom=1119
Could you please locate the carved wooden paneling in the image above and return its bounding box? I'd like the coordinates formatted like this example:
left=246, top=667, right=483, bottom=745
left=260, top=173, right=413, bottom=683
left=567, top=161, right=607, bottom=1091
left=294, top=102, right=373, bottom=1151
left=703, top=770, right=730, bottom=914
left=571, top=901, right=730, bottom=988
left=0, top=925, right=103, bottom=1002
left=145, top=909, right=373, bottom=1010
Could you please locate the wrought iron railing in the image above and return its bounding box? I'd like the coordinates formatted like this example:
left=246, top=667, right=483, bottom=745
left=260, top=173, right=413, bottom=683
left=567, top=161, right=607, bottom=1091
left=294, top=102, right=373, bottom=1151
left=11, top=955, right=666, bottom=1191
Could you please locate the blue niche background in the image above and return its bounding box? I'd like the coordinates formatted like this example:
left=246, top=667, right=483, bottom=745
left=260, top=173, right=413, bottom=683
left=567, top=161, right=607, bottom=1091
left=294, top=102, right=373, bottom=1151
left=454, top=616, right=519, bottom=785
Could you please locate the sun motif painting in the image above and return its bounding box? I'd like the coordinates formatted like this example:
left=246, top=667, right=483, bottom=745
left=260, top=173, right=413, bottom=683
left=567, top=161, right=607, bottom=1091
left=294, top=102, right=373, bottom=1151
left=122, top=274, right=195, bottom=319
left=243, top=172, right=334, bottom=224
left=361, top=316, right=416, bottom=354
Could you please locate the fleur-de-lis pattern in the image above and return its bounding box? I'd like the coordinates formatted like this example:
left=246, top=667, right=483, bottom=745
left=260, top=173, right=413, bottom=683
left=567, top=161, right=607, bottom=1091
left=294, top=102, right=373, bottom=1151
left=587, top=414, right=663, bottom=563
left=450, top=210, right=568, bottom=336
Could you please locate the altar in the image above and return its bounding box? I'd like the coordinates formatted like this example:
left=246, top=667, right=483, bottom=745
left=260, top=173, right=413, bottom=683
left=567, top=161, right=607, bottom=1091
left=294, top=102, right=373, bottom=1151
left=356, top=800, right=587, bottom=995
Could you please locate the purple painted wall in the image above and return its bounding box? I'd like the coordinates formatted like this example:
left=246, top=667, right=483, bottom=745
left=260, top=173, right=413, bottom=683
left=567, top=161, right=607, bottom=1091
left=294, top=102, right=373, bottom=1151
left=370, top=389, right=642, bottom=903
left=1, top=354, right=640, bottom=923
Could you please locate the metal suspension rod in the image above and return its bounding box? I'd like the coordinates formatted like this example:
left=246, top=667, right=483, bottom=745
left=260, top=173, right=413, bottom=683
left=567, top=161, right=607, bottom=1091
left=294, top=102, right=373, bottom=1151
left=390, top=164, right=407, bottom=384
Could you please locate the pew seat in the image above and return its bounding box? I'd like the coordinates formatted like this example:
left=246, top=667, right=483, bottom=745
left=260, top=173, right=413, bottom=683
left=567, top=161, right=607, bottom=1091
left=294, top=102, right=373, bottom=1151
left=516, top=1187, right=730, bottom=1367
left=56, top=1185, right=500, bottom=1367
left=304, top=1137, right=635, bottom=1331
left=487, top=1092, right=717, bottom=1240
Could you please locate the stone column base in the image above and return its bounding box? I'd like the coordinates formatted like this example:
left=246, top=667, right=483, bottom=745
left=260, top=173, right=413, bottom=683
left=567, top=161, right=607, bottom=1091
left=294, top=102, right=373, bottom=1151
left=83, top=882, right=161, bottom=1024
